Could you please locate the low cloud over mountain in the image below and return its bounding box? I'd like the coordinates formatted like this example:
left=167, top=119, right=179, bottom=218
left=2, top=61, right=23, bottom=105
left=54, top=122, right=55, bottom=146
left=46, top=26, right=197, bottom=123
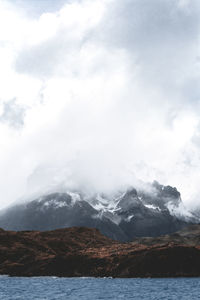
left=0, top=181, right=198, bottom=241
left=0, top=0, right=200, bottom=210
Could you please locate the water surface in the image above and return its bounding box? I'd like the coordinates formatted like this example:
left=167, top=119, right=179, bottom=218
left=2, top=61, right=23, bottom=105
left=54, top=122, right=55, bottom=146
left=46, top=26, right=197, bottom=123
left=0, top=276, right=200, bottom=299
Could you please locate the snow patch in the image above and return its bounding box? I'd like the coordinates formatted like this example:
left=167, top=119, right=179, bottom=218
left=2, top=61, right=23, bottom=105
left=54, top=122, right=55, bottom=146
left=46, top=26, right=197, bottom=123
left=92, top=202, right=106, bottom=211
left=68, top=192, right=81, bottom=205
left=125, top=215, right=134, bottom=222
left=43, top=199, right=68, bottom=209
left=144, top=204, right=161, bottom=211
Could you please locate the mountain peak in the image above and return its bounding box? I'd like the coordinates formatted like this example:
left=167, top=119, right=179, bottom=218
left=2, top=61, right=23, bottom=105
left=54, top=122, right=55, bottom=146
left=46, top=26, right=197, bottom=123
left=0, top=181, right=197, bottom=242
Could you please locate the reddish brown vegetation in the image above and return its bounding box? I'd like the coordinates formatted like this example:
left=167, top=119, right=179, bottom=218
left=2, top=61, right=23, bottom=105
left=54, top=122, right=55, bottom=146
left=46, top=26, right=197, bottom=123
left=0, top=225, right=200, bottom=277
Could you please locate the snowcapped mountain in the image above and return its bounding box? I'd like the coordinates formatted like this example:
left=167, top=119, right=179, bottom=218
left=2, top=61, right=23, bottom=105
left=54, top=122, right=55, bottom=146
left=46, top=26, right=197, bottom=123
left=0, top=181, right=198, bottom=241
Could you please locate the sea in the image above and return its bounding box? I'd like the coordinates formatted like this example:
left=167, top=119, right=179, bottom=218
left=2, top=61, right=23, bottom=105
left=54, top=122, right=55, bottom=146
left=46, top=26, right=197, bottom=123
left=0, top=276, right=199, bottom=299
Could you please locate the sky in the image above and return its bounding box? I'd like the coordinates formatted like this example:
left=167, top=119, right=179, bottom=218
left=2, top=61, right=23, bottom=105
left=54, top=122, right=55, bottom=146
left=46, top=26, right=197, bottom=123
left=0, top=0, right=200, bottom=209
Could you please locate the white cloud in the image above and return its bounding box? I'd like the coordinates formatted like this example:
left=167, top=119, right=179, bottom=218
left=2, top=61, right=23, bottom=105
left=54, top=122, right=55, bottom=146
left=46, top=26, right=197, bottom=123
left=0, top=0, right=200, bottom=208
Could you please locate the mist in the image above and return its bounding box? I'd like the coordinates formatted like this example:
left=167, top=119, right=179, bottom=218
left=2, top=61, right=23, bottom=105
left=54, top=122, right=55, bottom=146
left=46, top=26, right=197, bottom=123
left=0, top=0, right=200, bottom=209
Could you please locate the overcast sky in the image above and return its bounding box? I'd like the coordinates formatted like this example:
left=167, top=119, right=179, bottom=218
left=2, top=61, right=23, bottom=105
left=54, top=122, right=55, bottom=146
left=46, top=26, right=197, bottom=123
left=9, top=0, right=69, bottom=16
left=0, top=0, right=200, bottom=208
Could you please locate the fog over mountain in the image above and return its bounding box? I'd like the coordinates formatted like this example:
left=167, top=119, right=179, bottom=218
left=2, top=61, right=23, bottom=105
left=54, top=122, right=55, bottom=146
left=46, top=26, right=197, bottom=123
left=0, top=0, right=200, bottom=210
left=0, top=181, right=198, bottom=241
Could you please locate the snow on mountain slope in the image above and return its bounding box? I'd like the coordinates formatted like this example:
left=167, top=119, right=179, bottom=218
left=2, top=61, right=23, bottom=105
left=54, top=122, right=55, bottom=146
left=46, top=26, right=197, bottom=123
left=0, top=181, right=198, bottom=241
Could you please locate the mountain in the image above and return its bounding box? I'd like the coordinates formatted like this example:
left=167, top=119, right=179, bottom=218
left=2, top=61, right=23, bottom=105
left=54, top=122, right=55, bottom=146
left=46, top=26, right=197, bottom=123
left=0, top=181, right=198, bottom=241
left=1, top=225, right=200, bottom=277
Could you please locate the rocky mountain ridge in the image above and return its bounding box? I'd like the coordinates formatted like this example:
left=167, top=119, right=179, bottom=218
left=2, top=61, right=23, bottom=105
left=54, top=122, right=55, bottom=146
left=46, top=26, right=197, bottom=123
left=0, top=181, right=198, bottom=241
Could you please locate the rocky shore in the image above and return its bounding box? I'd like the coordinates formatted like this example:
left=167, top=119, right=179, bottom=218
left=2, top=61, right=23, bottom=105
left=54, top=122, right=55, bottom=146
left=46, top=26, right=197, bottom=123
left=1, top=225, right=200, bottom=277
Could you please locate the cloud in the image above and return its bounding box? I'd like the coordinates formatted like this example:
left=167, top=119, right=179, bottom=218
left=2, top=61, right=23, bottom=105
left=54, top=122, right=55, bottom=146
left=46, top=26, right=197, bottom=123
left=0, top=98, right=26, bottom=128
left=8, top=0, right=70, bottom=17
left=0, top=0, right=200, bottom=208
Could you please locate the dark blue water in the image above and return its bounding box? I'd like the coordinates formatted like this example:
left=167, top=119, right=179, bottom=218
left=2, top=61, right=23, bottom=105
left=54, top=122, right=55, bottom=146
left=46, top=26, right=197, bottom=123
left=0, top=276, right=200, bottom=299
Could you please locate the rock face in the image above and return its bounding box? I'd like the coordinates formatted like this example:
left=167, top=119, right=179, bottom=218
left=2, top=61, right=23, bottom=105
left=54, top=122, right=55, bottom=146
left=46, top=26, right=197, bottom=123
left=1, top=225, right=200, bottom=277
left=0, top=181, right=197, bottom=241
